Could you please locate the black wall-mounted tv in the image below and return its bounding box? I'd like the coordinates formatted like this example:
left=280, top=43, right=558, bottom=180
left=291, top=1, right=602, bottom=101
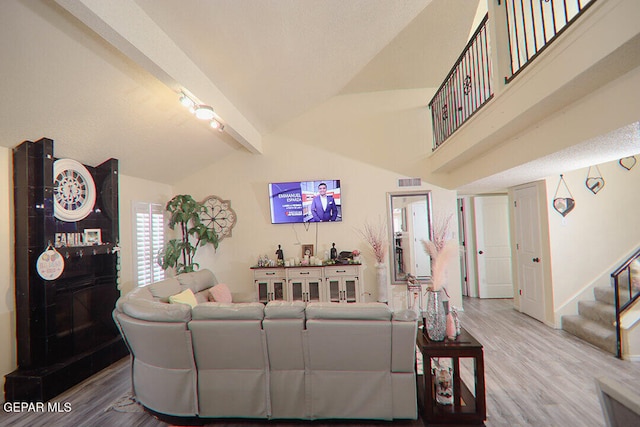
left=269, top=180, right=342, bottom=224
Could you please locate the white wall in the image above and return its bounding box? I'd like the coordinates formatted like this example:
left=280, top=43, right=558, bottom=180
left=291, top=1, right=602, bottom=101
left=174, top=90, right=462, bottom=311
left=545, top=158, right=640, bottom=323
left=0, top=147, right=15, bottom=397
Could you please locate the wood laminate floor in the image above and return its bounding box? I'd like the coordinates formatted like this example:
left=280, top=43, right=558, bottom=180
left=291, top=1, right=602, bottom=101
left=2, top=297, right=639, bottom=427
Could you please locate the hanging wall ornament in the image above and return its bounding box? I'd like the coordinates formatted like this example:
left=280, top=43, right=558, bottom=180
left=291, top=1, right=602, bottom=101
left=585, top=165, right=605, bottom=194
left=36, top=244, right=65, bottom=280
left=619, top=156, right=637, bottom=171
left=553, top=174, right=575, bottom=217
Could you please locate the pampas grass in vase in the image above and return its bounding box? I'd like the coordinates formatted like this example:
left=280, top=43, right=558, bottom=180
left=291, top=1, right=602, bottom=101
left=421, top=214, right=457, bottom=340
left=356, top=218, right=388, bottom=302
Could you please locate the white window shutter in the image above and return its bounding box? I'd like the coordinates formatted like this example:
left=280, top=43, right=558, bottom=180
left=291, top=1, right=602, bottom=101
left=134, top=202, right=165, bottom=286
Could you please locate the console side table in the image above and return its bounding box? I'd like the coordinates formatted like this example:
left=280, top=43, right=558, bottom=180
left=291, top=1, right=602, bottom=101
left=416, top=327, right=486, bottom=425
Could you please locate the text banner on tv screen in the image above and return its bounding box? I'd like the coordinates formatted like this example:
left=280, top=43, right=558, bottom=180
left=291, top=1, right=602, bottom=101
left=269, top=180, right=341, bottom=224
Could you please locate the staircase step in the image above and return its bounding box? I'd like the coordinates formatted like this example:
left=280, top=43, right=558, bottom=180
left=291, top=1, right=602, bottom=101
left=562, top=314, right=617, bottom=354
left=594, top=285, right=631, bottom=305
left=578, top=300, right=616, bottom=326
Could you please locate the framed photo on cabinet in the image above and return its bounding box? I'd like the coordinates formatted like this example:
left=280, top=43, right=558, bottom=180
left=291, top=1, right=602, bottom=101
left=84, top=229, right=102, bottom=245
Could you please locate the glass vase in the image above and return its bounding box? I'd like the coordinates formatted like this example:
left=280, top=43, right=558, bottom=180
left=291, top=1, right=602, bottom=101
left=424, top=289, right=446, bottom=341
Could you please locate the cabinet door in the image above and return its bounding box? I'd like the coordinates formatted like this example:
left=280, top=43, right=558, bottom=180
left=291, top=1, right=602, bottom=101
left=273, top=279, right=286, bottom=301
left=307, top=279, right=322, bottom=302
left=290, top=280, right=304, bottom=302
left=344, top=278, right=358, bottom=303
left=328, top=279, right=341, bottom=303
left=256, top=281, right=269, bottom=303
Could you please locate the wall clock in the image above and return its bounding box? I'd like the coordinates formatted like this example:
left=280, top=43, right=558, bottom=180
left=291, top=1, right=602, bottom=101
left=53, top=158, right=96, bottom=222
left=200, top=195, right=236, bottom=241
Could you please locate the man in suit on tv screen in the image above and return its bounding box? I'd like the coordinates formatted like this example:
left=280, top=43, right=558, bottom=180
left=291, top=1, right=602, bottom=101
left=310, top=182, right=338, bottom=222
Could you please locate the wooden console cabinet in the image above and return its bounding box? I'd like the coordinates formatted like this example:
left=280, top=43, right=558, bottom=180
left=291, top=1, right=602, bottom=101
left=251, top=265, right=362, bottom=303
left=253, top=268, right=287, bottom=303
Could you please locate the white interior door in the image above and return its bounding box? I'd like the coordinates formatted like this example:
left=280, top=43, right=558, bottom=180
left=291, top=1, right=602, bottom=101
left=457, top=198, right=469, bottom=296
left=513, top=184, right=545, bottom=322
left=474, top=195, right=514, bottom=298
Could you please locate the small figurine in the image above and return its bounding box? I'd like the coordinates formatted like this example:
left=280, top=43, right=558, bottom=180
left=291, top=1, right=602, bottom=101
left=330, top=243, right=337, bottom=260
left=276, top=245, right=284, bottom=265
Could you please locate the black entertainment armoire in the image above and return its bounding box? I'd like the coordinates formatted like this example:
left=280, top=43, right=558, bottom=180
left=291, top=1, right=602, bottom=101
left=4, top=138, right=128, bottom=402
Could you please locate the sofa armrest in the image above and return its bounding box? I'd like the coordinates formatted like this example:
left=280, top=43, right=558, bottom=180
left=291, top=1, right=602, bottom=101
left=121, top=299, right=192, bottom=322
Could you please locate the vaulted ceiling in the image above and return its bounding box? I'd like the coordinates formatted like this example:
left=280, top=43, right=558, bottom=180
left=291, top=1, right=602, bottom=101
left=0, top=0, right=482, bottom=184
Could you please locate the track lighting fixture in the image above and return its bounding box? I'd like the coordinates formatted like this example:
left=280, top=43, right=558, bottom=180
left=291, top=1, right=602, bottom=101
left=194, top=105, right=214, bottom=120
left=210, top=119, right=224, bottom=132
left=178, top=91, right=224, bottom=133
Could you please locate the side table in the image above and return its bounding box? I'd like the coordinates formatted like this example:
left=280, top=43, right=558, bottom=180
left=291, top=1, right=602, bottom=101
left=416, top=327, right=486, bottom=425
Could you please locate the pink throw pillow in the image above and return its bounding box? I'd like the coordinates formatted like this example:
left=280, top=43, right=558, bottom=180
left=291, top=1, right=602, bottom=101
left=209, top=284, right=232, bottom=303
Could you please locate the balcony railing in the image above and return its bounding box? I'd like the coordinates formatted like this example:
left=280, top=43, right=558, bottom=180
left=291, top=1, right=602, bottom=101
left=505, top=0, right=598, bottom=82
left=611, top=248, right=640, bottom=358
left=429, top=1, right=597, bottom=149
left=428, top=13, right=492, bottom=150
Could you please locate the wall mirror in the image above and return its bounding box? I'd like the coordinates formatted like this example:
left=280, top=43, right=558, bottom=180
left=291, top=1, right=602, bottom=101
left=387, top=191, right=432, bottom=285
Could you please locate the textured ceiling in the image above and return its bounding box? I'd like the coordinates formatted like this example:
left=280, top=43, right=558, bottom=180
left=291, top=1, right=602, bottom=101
left=1, top=0, right=482, bottom=185
left=1, top=0, right=636, bottom=192
left=457, top=122, right=640, bottom=194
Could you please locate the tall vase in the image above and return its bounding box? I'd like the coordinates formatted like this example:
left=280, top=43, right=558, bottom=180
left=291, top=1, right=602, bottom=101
left=424, top=289, right=446, bottom=341
left=376, top=263, right=388, bottom=303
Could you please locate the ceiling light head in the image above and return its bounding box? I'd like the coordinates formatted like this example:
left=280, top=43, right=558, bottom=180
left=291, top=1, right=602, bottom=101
left=194, top=105, right=215, bottom=120
left=179, top=93, right=195, bottom=109
left=210, top=119, right=225, bottom=132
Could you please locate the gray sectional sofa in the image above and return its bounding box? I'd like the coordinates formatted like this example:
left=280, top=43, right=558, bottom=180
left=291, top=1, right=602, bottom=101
left=113, top=269, right=418, bottom=420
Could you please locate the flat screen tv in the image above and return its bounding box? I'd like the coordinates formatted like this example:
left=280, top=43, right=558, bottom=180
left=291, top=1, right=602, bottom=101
left=269, top=179, right=342, bottom=224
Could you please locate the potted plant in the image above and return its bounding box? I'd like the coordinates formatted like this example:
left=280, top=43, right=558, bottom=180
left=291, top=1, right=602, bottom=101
left=158, top=194, right=219, bottom=274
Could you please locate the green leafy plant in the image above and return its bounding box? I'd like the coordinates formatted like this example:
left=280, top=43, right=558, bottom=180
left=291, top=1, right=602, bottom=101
left=157, top=194, right=218, bottom=274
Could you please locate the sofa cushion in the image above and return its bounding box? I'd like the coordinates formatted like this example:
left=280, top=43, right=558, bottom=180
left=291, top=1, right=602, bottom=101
left=306, top=302, right=392, bottom=321
left=265, top=301, right=306, bottom=319
left=148, top=278, right=182, bottom=302
left=169, top=288, right=199, bottom=308
left=176, top=269, right=217, bottom=293
left=192, top=302, right=265, bottom=320
left=194, top=289, right=210, bottom=305
left=121, top=298, right=192, bottom=322
left=209, top=283, right=232, bottom=303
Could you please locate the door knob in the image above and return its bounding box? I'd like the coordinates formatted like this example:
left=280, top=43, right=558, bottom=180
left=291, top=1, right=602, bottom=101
left=532, top=257, right=540, bottom=263
left=478, top=250, right=484, bottom=255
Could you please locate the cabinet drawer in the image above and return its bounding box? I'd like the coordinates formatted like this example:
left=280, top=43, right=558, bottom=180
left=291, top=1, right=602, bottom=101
left=287, top=268, right=322, bottom=279
left=253, top=268, right=286, bottom=279
left=324, top=265, right=359, bottom=276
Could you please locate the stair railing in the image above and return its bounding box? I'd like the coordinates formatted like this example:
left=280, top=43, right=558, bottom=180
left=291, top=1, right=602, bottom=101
left=611, top=248, right=640, bottom=358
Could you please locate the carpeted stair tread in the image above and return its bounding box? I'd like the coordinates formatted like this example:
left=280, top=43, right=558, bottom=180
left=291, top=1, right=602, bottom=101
left=594, top=285, right=631, bottom=306
left=578, top=300, right=616, bottom=326
left=562, top=314, right=616, bottom=354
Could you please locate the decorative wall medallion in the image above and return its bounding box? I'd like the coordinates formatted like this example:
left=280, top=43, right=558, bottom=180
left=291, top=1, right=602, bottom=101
left=553, top=174, right=575, bottom=217
left=585, top=165, right=605, bottom=194
left=53, top=158, right=96, bottom=222
left=200, top=195, right=237, bottom=241
left=36, top=245, right=64, bottom=280
left=619, top=156, right=637, bottom=171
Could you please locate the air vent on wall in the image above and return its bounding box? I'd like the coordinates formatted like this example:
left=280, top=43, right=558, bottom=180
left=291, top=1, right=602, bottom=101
left=398, top=177, right=422, bottom=187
